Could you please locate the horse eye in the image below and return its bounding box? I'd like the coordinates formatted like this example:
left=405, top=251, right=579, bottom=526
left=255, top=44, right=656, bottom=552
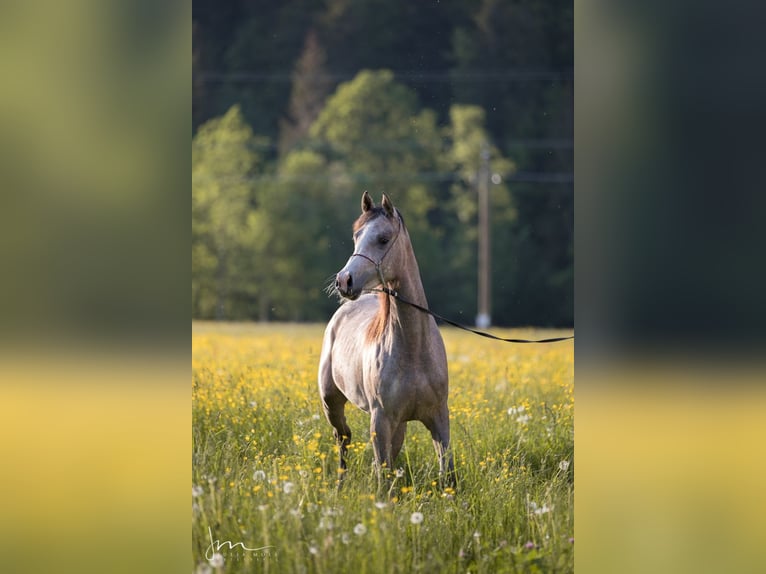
left=378, top=236, right=390, bottom=245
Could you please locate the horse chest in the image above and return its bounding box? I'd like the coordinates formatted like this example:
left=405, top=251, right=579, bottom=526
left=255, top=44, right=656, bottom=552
left=363, top=353, right=435, bottom=411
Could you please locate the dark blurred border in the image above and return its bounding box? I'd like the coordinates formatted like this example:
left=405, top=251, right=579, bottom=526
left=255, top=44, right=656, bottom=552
left=0, top=1, right=189, bottom=573
left=576, top=0, right=766, bottom=571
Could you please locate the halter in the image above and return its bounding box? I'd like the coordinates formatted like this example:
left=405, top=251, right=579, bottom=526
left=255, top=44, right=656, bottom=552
left=349, top=212, right=403, bottom=290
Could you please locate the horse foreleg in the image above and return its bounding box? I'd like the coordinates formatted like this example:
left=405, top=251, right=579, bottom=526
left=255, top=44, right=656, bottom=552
left=370, top=410, right=394, bottom=483
left=321, top=395, right=351, bottom=486
left=426, top=408, right=455, bottom=488
left=391, top=422, right=407, bottom=463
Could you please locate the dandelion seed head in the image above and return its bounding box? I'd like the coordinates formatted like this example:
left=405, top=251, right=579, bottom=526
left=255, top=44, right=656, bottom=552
left=534, top=504, right=552, bottom=515
left=353, top=523, right=367, bottom=536
left=192, top=485, right=204, bottom=498
left=319, top=517, right=333, bottom=530
left=253, top=470, right=266, bottom=482
left=559, top=460, right=570, bottom=471
left=283, top=481, right=295, bottom=494
left=208, top=552, right=224, bottom=568
left=410, top=511, right=424, bottom=525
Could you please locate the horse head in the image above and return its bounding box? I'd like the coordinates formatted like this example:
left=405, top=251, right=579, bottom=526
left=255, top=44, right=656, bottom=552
left=335, top=192, right=403, bottom=300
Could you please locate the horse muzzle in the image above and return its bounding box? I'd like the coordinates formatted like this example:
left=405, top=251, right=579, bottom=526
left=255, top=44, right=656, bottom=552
left=335, top=270, right=361, bottom=300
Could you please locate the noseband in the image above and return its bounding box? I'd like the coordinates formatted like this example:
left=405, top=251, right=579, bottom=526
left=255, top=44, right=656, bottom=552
left=350, top=214, right=402, bottom=288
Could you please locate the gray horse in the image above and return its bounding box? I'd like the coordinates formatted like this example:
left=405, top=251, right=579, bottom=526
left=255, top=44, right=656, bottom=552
left=318, top=192, right=454, bottom=486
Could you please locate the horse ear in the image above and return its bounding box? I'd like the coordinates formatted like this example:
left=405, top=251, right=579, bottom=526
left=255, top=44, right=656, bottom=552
left=381, top=194, right=395, bottom=217
left=361, top=191, right=374, bottom=213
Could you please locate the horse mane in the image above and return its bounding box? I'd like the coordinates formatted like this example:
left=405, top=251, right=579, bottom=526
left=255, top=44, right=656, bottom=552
left=365, top=291, right=392, bottom=343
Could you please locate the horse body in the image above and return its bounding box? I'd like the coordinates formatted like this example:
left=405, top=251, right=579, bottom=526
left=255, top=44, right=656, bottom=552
left=318, top=192, right=453, bottom=482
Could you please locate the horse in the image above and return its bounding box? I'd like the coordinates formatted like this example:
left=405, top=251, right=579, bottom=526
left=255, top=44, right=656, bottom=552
left=318, top=191, right=454, bottom=487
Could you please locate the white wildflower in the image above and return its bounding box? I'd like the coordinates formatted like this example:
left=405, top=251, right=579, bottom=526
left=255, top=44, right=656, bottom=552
left=394, top=468, right=405, bottom=478
left=252, top=470, right=266, bottom=482
left=410, top=512, right=424, bottom=525
left=208, top=553, right=224, bottom=568
left=534, top=504, right=552, bottom=515
left=319, top=517, right=333, bottom=530
left=374, top=501, right=387, bottom=510
left=192, top=485, right=204, bottom=498
left=559, top=460, right=570, bottom=472
left=353, top=523, right=367, bottom=536
left=283, top=481, right=295, bottom=494
left=516, top=414, right=530, bottom=424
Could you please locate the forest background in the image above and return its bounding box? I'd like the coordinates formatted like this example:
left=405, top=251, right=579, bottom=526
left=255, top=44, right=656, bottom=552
left=192, top=0, right=573, bottom=326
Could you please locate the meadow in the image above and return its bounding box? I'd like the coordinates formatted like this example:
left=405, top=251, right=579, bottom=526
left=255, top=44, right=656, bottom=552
left=192, top=322, right=574, bottom=573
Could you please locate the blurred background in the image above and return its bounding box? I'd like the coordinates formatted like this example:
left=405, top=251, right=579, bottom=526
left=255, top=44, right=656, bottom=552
left=192, top=0, right=573, bottom=327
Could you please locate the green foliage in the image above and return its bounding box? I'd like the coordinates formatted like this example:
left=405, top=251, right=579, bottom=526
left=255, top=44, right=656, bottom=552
left=192, top=0, right=573, bottom=326
left=253, top=150, right=350, bottom=321
left=192, top=105, right=265, bottom=319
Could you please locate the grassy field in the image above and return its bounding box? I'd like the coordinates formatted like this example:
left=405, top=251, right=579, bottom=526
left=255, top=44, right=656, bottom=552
left=192, top=322, right=573, bottom=573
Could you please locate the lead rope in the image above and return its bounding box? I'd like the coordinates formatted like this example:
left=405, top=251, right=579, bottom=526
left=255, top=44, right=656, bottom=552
left=364, top=286, right=574, bottom=344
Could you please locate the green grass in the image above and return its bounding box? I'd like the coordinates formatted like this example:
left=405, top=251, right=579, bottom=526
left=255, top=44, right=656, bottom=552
left=192, top=322, right=573, bottom=573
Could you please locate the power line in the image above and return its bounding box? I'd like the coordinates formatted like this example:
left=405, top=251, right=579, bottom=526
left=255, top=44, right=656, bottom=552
left=192, top=171, right=573, bottom=185
left=195, top=68, right=573, bottom=84
left=193, top=138, right=573, bottom=152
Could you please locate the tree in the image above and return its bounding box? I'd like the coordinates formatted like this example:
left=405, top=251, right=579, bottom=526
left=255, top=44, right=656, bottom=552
left=251, top=149, right=354, bottom=321
left=309, top=70, right=443, bottom=210
left=192, top=105, right=265, bottom=319
left=309, top=70, right=452, bottom=304
left=278, top=29, right=333, bottom=155
left=444, top=104, right=516, bottom=320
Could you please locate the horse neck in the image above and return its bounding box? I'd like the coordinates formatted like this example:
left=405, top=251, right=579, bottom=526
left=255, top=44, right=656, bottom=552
left=386, top=234, right=432, bottom=342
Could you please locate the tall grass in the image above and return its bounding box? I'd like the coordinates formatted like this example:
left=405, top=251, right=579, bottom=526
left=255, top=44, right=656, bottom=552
left=192, top=322, right=573, bottom=573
